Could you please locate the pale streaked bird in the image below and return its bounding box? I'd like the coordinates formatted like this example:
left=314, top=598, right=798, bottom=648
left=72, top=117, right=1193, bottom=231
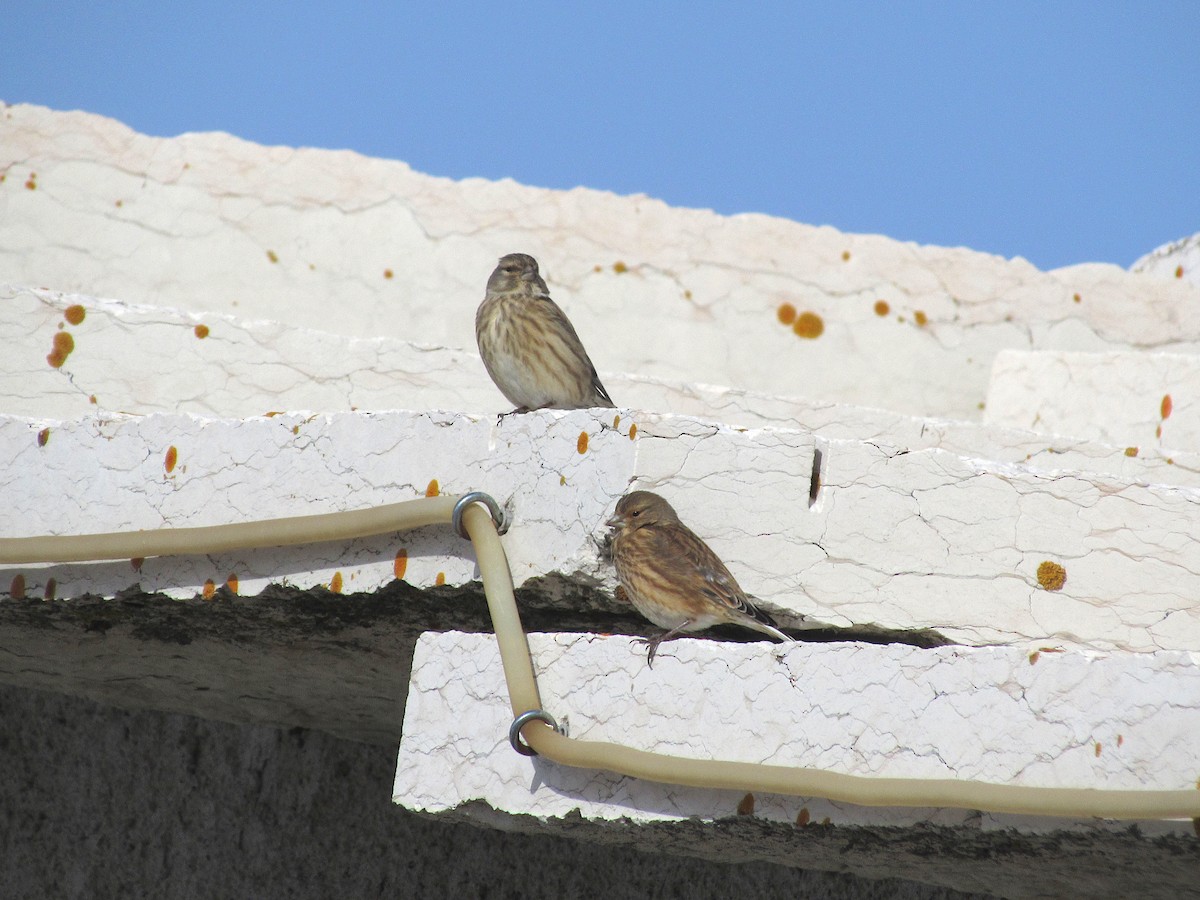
left=606, top=490, right=795, bottom=667
left=476, top=253, right=615, bottom=413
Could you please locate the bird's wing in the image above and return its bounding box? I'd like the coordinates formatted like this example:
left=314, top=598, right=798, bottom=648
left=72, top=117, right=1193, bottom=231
left=539, top=296, right=613, bottom=406
left=653, top=523, right=754, bottom=614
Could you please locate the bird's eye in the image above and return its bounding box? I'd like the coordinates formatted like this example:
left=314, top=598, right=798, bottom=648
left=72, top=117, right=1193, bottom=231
left=630, top=510, right=640, bottom=517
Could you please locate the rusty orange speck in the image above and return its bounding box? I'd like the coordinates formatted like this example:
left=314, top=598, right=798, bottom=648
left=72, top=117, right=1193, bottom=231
left=577, top=431, right=589, bottom=454
left=736, top=793, right=755, bottom=816
left=1036, top=561, right=1066, bottom=591
left=435, top=572, right=446, bottom=586
left=425, top=479, right=439, bottom=497
left=1161, top=394, right=1173, bottom=420
left=394, top=548, right=408, bottom=580
left=131, top=558, right=144, bottom=572
left=165, top=446, right=178, bottom=473
left=613, top=261, right=628, bottom=273
left=874, top=300, right=890, bottom=316
left=777, top=303, right=797, bottom=325
left=330, top=572, right=343, bottom=593
left=1124, top=447, right=1138, bottom=458
left=202, top=579, right=215, bottom=600
left=629, top=424, right=638, bottom=440
left=795, top=808, right=810, bottom=827
left=792, top=312, right=824, bottom=339
left=914, top=310, right=928, bottom=327
left=44, top=578, right=56, bottom=601
left=37, top=428, right=50, bottom=447
left=226, top=574, right=239, bottom=594
left=10, top=574, right=26, bottom=599
left=64, top=305, right=86, bottom=325
left=194, top=324, right=210, bottom=339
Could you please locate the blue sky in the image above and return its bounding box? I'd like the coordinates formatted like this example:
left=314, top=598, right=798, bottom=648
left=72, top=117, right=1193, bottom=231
left=4, top=2, right=1197, bottom=270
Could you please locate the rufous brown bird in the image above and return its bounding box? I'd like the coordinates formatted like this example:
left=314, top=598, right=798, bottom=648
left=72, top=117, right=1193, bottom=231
left=606, top=490, right=794, bottom=666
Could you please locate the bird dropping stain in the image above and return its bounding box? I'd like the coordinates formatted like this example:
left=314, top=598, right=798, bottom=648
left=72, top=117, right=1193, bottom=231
left=577, top=431, right=589, bottom=454
left=165, top=446, right=178, bottom=473
left=394, top=548, right=408, bottom=580
left=425, top=479, right=439, bottom=497
left=1037, top=561, right=1066, bottom=591
left=64, top=304, right=86, bottom=325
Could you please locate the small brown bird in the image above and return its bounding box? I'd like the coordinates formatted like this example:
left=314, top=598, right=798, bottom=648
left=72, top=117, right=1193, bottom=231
left=476, top=253, right=615, bottom=413
left=606, top=490, right=794, bottom=666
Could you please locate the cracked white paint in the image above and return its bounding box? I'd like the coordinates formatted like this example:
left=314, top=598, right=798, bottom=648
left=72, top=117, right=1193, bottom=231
left=394, top=631, right=1200, bottom=834
left=4, top=104, right=1200, bottom=421
left=1131, top=232, right=1200, bottom=290
left=986, top=349, right=1200, bottom=449
left=5, top=409, right=1200, bottom=655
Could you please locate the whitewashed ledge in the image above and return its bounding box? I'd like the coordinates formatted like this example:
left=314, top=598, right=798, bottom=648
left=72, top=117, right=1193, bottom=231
left=986, top=348, right=1200, bottom=449
left=5, top=408, right=1200, bottom=654
left=5, top=103, right=1200, bottom=422
left=395, top=632, right=1200, bottom=839
left=9, top=282, right=1200, bottom=490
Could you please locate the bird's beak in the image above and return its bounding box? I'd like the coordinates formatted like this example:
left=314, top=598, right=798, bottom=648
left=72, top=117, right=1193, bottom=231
left=605, top=512, right=624, bottom=529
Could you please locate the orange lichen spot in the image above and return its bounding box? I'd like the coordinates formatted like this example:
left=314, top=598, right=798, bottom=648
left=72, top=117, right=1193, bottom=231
left=1117, top=734, right=1124, bottom=747
left=44, top=578, right=56, bottom=601
left=913, top=310, right=928, bottom=327
left=308, top=263, right=315, bottom=271
left=777, top=302, right=797, bottom=325
left=684, top=290, right=693, bottom=300
left=612, top=414, right=620, bottom=429
left=593, top=264, right=602, bottom=273
left=1028, top=651, right=1040, bottom=665
left=577, top=431, right=589, bottom=454
left=736, top=793, right=755, bottom=816
left=330, top=572, right=343, bottom=593
left=165, top=445, right=178, bottom=473
left=266, top=250, right=280, bottom=263
left=291, top=425, right=300, bottom=435
left=47, top=330, right=75, bottom=368
left=194, top=324, right=210, bottom=339
left=1161, top=394, right=1173, bottom=420
left=629, top=423, right=638, bottom=440
left=977, top=401, right=986, bottom=410
left=115, top=199, right=123, bottom=208
left=1037, top=560, right=1067, bottom=591
left=792, top=311, right=824, bottom=339
left=130, top=558, right=144, bottom=572
left=873, top=300, right=890, bottom=316
left=89, top=395, right=97, bottom=404
left=1094, top=741, right=1102, bottom=757
left=559, top=475, right=567, bottom=486
left=841, top=250, right=851, bottom=261
left=1124, top=446, right=1138, bottom=458
left=795, top=807, right=810, bottom=827
left=434, top=571, right=446, bottom=586
left=383, top=268, right=394, bottom=279
left=202, top=579, right=216, bottom=600
left=394, top=548, right=408, bottom=580
left=1176, top=265, right=1185, bottom=279
left=425, top=479, right=440, bottom=497
left=36, top=428, right=50, bottom=447
left=64, top=304, right=86, bottom=325
left=1156, top=425, right=1163, bottom=439
left=226, top=574, right=239, bottom=594
left=1168, top=457, right=1176, bottom=465
left=10, top=574, right=25, bottom=599
left=1072, top=293, right=1082, bottom=303
left=612, top=261, right=628, bottom=273
left=25, top=172, right=37, bottom=190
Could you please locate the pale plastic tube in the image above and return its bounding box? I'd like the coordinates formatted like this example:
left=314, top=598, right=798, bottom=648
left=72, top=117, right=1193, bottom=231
left=4, top=495, right=1199, bottom=819
left=0, top=496, right=460, bottom=563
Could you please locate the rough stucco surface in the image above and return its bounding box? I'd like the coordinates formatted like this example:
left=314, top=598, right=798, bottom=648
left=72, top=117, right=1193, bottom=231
left=395, top=632, right=1199, bottom=834
left=986, top=349, right=1200, bottom=448
left=2, top=685, right=993, bottom=900
left=4, top=103, right=1200, bottom=421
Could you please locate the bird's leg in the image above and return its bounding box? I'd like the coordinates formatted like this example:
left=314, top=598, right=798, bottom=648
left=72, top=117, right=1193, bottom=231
left=634, top=621, right=694, bottom=668
left=496, top=407, right=530, bottom=425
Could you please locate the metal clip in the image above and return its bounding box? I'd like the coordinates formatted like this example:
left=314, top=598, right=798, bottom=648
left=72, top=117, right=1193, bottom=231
left=508, top=709, right=561, bottom=757
left=452, top=491, right=509, bottom=539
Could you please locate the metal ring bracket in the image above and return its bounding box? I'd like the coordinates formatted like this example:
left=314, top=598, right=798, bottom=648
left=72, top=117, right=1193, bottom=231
left=452, top=491, right=509, bottom=539
left=509, top=709, right=560, bottom=757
